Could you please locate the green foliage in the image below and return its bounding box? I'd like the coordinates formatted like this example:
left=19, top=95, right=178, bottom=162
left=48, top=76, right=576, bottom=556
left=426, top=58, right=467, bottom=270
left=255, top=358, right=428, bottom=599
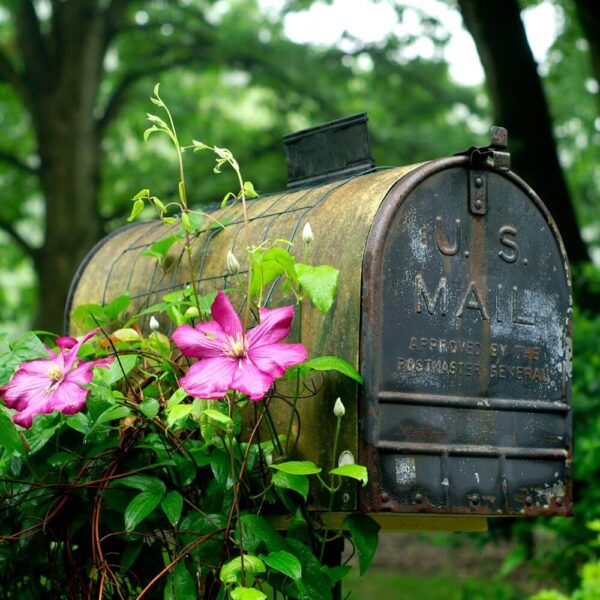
left=343, top=514, right=381, bottom=576
left=329, top=464, right=368, bottom=486
left=295, top=264, right=339, bottom=315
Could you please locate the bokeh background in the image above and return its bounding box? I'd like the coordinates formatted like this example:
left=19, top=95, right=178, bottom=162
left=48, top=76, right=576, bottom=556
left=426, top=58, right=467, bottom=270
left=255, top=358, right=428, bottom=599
left=0, top=1, right=599, bottom=598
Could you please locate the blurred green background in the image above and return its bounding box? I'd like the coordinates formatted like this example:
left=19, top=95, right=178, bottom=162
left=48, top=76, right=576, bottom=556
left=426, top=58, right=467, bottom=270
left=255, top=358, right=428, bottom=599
left=0, top=1, right=599, bottom=598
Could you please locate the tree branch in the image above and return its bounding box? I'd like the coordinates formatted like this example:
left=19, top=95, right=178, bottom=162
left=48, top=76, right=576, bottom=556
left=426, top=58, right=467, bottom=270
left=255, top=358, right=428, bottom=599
left=13, top=0, right=47, bottom=92
left=0, top=149, right=38, bottom=174
left=103, top=0, right=130, bottom=50
left=0, top=216, right=36, bottom=259
left=97, top=55, right=201, bottom=134
left=0, top=47, right=23, bottom=92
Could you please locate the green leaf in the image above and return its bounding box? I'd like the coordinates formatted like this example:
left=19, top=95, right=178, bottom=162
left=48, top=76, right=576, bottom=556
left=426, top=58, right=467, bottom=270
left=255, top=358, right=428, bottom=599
left=104, top=293, right=131, bottom=319
left=329, top=464, right=368, bottom=486
left=262, top=551, right=302, bottom=581
left=70, top=303, right=110, bottom=331
left=167, top=387, right=188, bottom=408
left=128, top=198, right=145, bottom=222
left=139, top=397, right=160, bottom=419
left=321, top=565, right=351, bottom=585
left=164, top=562, right=196, bottom=600
left=231, top=588, right=267, bottom=600
left=286, top=539, right=332, bottom=600
left=161, top=490, right=183, bottom=527
left=271, top=461, right=321, bottom=476
left=124, top=490, right=163, bottom=531
left=243, top=180, right=259, bottom=198
left=240, top=515, right=288, bottom=554
left=271, top=471, right=309, bottom=501
left=0, top=411, right=24, bottom=454
left=132, top=188, right=149, bottom=201
left=343, top=513, right=380, bottom=576
left=301, top=356, right=363, bottom=384
left=103, top=354, right=138, bottom=385
left=295, top=263, right=339, bottom=315
left=141, top=236, right=178, bottom=263
left=94, top=405, right=131, bottom=427
left=220, top=555, right=266, bottom=585
left=251, top=248, right=297, bottom=296
left=210, top=449, right=234, bottom=490
left=116, top=474, right=166, bottom=495
left=167, top=404, right=194, bottom=428
left=10, top=332, right=50, bottom=363
left=201, top=409, right=233, bottom=433
left=64, top=412, right=90, bottom=434
left=151, top=196, right=167, bottom=214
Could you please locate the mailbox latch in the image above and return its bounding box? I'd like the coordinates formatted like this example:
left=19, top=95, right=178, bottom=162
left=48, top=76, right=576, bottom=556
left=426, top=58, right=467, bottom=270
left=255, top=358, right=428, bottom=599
left=458, top=126, right=511, bottom=216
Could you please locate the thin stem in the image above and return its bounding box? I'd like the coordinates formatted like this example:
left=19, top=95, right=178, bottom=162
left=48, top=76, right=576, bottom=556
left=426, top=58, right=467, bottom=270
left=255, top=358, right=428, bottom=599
left=227, top=395, right=245, bottom=586
left=320, top=415, right=342, bottom=562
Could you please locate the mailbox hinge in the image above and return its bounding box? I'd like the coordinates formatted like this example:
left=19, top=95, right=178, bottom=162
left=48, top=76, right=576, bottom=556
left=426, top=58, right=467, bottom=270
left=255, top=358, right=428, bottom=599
left=457, top=126, right=511, bottom=217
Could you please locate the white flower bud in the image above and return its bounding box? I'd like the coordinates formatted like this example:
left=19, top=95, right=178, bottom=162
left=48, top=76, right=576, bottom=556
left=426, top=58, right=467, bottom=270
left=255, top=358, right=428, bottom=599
left=184, top=306, right=199, bottom=320
left=227, top=250, right=240, bottom=274
left=302, top=222, right=313, bottom=245
left=149, top=316, right=160, bottom=331
left=333, top=397, right=345, bottom=418
left=338, top=450, right=355, bottom=467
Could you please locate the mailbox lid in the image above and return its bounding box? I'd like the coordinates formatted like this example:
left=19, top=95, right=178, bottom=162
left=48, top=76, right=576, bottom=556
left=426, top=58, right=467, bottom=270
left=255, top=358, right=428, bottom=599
left=361, top=156, right=572, bottom=516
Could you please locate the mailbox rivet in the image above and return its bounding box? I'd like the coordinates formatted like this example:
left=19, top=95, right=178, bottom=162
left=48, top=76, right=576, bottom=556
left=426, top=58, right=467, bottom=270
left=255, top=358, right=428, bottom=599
left=525, top=496, right=534, bottom=507
left=474, top=176, right=483, bottom=188
left=555, top=497, right=564, bottom=507
left=381, top=492, right=390, bottom=503
left=474, top=199, right=483, bottom=209
left=523, top=258, right=529, bottom=266
left=464, top=251, right=470, bottom=258
left=414, top=493, right=424, bottom=504
left=470, top=494, right=480, bottom=505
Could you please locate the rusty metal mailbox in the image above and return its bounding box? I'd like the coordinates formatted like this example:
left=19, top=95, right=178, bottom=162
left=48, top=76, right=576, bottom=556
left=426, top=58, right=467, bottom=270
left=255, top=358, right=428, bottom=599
left=67, top=116, right=572, bottom=526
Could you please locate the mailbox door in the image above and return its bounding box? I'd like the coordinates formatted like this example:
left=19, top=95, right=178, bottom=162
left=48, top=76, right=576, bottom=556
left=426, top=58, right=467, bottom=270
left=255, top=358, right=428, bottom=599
left=361, top=157, right=572, bottom=516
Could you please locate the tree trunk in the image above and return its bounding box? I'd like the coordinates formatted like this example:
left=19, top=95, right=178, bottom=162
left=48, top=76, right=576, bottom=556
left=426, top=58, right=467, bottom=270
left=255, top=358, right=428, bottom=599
left=457, top=0, right=589, bottom=263
left=15, top=2, right=107, bottom=332
left=574, top=0, right=600, bottom=113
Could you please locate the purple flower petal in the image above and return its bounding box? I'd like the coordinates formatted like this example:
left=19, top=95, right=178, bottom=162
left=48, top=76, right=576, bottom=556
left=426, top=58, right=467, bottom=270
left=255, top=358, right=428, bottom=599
left=63, top=328, right=100, bottom=372
left=172, top=322, right=228, bottom=359
left=231, top=358, right=275, bottom=401
left=211, top=291, right=243, bottom=338
left=179, top=356, right=238, bottom=399
left=66, top=358, right=112, bottom=386
left=248, top=343, right=308, bottom=379
left=0, top=328, right=111, bottom=428
left=19, top=357, right=57, bottom=376
left=12, top=382, right=88, bottom=429
left=49, top=381, right=89, bottom=414
left=246, top=305, right=295, bottom=349
left=55, top=336, right=78, bottom=351
left=0, top=370, right=50, bottom=411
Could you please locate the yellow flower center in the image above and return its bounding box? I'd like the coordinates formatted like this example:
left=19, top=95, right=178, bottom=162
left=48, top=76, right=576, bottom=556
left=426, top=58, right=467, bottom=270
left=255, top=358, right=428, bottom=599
left=47, top=366, right=63, bottom=381
left=225, top=334, right=247, bottom=358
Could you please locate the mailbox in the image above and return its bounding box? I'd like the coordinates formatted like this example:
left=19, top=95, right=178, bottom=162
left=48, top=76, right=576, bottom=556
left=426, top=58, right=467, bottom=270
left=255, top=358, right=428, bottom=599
left=66, top=115, right=572, bottom=526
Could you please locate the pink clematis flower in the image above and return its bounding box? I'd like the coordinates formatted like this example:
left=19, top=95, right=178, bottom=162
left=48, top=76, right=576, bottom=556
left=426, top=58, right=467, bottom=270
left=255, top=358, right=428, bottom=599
left=0, top=329, right=113, bottom=428
left=172, top=291, right=307, bottom=401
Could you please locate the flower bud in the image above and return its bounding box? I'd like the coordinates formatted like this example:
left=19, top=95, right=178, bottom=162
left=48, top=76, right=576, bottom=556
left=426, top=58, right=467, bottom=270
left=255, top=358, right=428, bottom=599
left=333, top=397, right=345, bottom=418
left=227, top=250, right=240, bottom=274
left=184, top=306, right=199, bottom=320
left=338, top=450, right=355, bottom=467
left=302, top=222, right=313, bottom=245
left=149, top=316, right=160, bottom=331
